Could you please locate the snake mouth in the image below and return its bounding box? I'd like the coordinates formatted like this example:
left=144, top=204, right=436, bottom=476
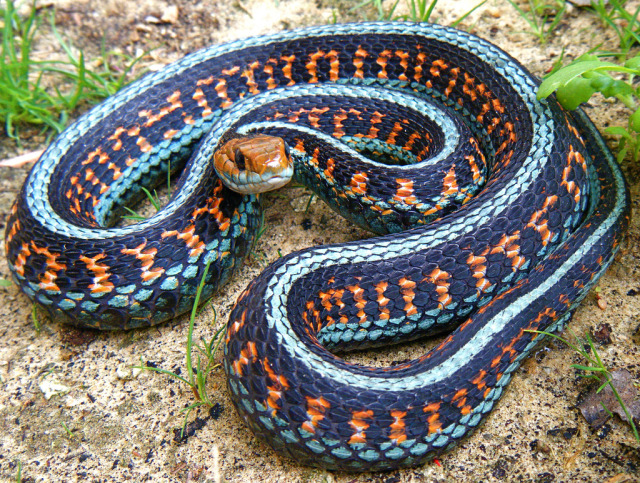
left=218, top=170, right=294, bottom=194
left=213, top=134, right=294, bottom=194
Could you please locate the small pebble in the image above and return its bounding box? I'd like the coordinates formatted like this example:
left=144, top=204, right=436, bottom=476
left=162, top=5, right=179, bottom=24
left=116, top=363, right=141, bottom=380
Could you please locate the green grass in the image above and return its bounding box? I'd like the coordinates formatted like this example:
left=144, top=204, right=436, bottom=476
left=505, top=0, right=566, bottom=44
left=590, top=0, right=640, bottom=58
left=121, top=187, right=165, bottom=221
left=532, top=329, right=640, bottom=442
left=119, top=165, right=175, bottom=222
left=248, top=209, right=269, bottom=264
left=349, top=0, right=486, bottom=25
left=31, top=303, right=41, bottom=332
left=135, top=260, right=225, bottom=438
left=0, top=0, right=146, bottom=139
left=61, top=421, right=75, bottom=439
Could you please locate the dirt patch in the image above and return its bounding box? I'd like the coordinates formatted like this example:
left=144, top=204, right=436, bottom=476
left=1, top=0, right=639, bottom=482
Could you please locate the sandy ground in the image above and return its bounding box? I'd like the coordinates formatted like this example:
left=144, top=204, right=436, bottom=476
left=0, top=0, right=639, bottom=481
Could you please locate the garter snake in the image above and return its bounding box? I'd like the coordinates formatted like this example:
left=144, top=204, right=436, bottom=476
left=3, top=22, right=630, bottom=471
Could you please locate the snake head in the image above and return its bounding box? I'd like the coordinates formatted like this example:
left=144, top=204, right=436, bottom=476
left=213, top=134, right=294, bottom=194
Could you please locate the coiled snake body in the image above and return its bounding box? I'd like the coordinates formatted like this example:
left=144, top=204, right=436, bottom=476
left=4, top=22, right=630, bottom=471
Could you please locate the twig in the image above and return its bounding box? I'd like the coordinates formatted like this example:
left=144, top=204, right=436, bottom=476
left=0, top=149, right=43, bottom=167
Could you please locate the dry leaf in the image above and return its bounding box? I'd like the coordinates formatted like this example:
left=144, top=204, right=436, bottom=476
left=578, top=369, right=640, bottom=430
left=593, top=322, right=613, bottom=345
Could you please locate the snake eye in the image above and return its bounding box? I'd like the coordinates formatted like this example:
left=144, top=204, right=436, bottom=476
left=234, top=149, right=246, bottom=170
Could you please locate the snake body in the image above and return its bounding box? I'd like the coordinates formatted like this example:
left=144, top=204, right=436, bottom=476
left=3, top=23, right=630, bottom=471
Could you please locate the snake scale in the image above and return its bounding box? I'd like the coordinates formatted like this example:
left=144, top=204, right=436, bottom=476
left=3, top=22, right=630, bottom=471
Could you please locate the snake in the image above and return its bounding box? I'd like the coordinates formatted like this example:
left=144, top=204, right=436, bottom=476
left=3, top=22, right=630, bottom=472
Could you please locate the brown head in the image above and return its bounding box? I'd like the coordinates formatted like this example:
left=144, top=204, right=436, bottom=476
left=213, top=135, right=294, bottom=194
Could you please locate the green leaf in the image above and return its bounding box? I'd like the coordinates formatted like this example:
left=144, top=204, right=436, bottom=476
left=538, top=60, right=637, bottom=99
left=604, top=126, right=632, bottom=138
left=588, top=71, right=614, bottom=91
left=600, top=78, right=635, bottom=99
left=0, top=278, right=12, bottom=287
left=624, top=55, right=640, bottom=71
left=556, top=77, right=596, bottom=110
left=616, top=139, right=629, bottom=163
left=576, top=53, right=599, bottom=63
left=630, top=108, right=640, bottom=133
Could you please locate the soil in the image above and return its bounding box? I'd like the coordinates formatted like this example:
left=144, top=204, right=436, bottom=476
left=0, top=0, right=639, bottom=482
